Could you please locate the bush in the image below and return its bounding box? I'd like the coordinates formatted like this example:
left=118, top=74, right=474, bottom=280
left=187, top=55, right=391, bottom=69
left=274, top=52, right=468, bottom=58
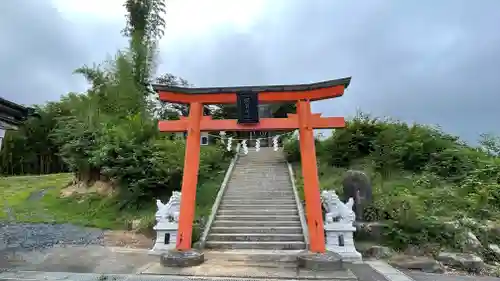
left=284, top=113, right=500, bottom=251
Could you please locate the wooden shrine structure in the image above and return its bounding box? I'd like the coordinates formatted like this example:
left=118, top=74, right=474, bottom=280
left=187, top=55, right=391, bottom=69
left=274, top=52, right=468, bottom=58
left=152, top=77, right=351, bottom=253
left=0, top=97, right=36, bottom=151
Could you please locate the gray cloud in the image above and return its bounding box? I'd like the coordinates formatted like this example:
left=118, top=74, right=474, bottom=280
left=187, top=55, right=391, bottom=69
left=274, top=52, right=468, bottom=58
left=162, top=0, right=500, bottom=142
left=1, top=0, right=500, bottom=142
left=0, top=0, right=124, bottom=105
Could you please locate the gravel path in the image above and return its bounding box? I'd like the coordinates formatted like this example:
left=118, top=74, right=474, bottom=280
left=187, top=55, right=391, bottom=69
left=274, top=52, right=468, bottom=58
left=0, top=222, right=105, bottom=253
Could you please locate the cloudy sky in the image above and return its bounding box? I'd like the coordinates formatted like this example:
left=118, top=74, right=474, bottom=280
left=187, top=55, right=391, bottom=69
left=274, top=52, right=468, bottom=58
left=1, top=0, right=500, bottom=142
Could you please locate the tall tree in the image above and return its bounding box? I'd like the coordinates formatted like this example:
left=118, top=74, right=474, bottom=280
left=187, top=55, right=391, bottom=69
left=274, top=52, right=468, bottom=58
left=122, top=0, right=166, bottom=95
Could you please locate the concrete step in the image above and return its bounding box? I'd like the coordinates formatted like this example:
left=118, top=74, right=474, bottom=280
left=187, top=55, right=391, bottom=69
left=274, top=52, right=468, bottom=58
left=205, top=249, right=302, bottom=263
left=216, top=214, right=300, bottom=221
left=207, top=233, right=304, bottom=242
left=223, top=192, right=294, bottom=196
left=235, top=163, right=286, bottom=166
left=219, top=203, right=297, bottom=210
left=227, top=187, right=291, bottom=190
left=206, top=260, right=297, bottom=268
left=234, top=167, right=286, bottom=170
left=228, top=180, right=290, bottom=183
left=205, top=241, right=306, bottom=250
left=226, top=185, right=292, bottom=189
left=228, top=178, right=291, bottom=182
left=223, top=194, right=296, bottom=199
left=231, top=170, right=289, bottom=173
left=217, top=209, right=298, bottom=216
left=222, top=199, right=297, bottom=205
left=234, top=162, right=286, bottom=165
left=226, top=187, right=292, bottom=191
left=210, top=226, right=303, bottom=234
left=231, top=173, right=288, bottom=176
left=212, top=220, right=301, bottom=227
left=224, top=189, right=294, bottom=197
left=238, top=156, right=285, bottom=160
left=225, top=188, right=292, bottom=192
left=229, top=179, right=290, bottom=183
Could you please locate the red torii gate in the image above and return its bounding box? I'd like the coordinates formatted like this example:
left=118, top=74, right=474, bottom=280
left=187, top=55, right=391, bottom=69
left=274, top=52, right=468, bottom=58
left=152, top=77, right=351, bottom=253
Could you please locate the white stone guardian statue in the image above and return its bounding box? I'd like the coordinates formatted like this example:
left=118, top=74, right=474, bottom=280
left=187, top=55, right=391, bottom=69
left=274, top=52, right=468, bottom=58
left=321, top=189, right=362, bottom=262
left=321, top=189, right=342, bottom=225
left=150, top=191, right=182, bottom=254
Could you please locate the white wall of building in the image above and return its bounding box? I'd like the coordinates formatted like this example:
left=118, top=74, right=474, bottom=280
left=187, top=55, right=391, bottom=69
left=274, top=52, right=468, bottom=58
left=0, top=128, right=5, bottom=151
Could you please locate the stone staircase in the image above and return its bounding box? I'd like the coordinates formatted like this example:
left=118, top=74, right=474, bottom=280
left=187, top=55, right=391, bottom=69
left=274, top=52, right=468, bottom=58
left=205, top=147, right=306, bottom=265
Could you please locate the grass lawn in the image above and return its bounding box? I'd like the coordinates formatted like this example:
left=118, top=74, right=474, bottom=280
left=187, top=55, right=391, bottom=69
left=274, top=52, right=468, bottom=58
left=0, top=168, right=229, bottom=232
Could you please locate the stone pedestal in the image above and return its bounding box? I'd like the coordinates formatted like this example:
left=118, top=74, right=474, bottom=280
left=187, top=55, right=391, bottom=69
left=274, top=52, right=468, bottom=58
left=150, top=220, right=178, bottom=254
left=160, top=249, right=205, bottom=267
left=325, top=223, right=362, bottom=262
left=297, top=250, right=343, bottom=271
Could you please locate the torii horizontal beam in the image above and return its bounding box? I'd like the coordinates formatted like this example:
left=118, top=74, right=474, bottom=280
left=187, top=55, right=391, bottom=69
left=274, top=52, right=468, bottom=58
left=153, top=77, right=351, bottom=104
left=158, top=114, right=345, bottom=132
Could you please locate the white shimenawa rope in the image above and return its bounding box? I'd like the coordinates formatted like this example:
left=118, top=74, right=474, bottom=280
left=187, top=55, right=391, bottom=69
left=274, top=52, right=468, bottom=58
left=241, top=139, right=248, bottom=155
left=207, top=130, right=293, bottom=152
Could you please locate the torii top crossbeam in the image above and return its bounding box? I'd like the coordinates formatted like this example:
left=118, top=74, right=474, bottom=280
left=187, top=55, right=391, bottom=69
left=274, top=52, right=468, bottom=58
left=153, top=77, right=351, bottom=132
left=152, top=77, right=351, bottom=104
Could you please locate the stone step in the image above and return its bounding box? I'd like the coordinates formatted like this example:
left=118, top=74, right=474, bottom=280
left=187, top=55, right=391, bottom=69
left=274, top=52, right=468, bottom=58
left=207, top=233, right=304, bottom=242
left=226, top=187, right=292, bottom=191
left=227, top=184, right=293, bottom=192
left=236, top=163, right=286, bottom=166
left=219, top=203, right=297, bottom=210
left=224, top=188, right=294, bottom=197
left=228, top=178, right=291, bottom=183
left=223, top=192, right=294, bottom=196
left=229, top=178, right=290, bottom=182
left=222, top=196, right=296, bottom=203
left=227, top=180, right=291, bottom=184
left=222, top=197, right=295, bottom=202
left=238, top=154, right=284, bottom=158
left=232, top=172, right=288, bottom=176
left=209, top=260, right=297, bottom=268
left=235, top=162, right=285, bottom=165
left=210, top=226, right=303, bottom=234
left=205, top=241, right=306, bottom=250
left=226, top=186, right=292, bottom=190
left=234, top=168, right=286, bottom=171
left=227, top=186, right=291, bottom=190
left=212, top=220, right=301, bottom=227
left=216, top=215, right=300, bottom=221
left=235, top=170, right=287, bottom=174
left=226, top=183, right=291, bottom=188
left=235, top=168, right=286, bottom=171
left=217, top=209, right=298, bottom=216
left=205, top=249, right=302, bottom=263
left=238, top=155, right=284, bottom=159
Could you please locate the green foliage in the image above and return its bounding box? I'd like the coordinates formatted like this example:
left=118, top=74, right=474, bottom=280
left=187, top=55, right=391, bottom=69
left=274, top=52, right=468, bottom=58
left=0, top=102, right=70, bottom=175
left=285, top=113, right=500, bottom=251
left=0, top=0, right=234, bottom=240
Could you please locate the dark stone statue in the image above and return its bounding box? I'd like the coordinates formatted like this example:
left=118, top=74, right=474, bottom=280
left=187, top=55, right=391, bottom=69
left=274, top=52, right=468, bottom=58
left=341, top=170, right=373, bottom=221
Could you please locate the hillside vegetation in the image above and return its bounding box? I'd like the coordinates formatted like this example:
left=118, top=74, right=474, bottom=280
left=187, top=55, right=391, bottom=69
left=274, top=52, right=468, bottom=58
left=0, top=0, right=296, bottom=245
left=0, top=0, right=237, bottom=244
left=284, top=114, right=500, bottom=253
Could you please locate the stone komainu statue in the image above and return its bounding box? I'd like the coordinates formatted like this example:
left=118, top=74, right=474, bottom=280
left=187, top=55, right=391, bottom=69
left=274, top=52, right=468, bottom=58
left=155, top=191, right=182, bottom=223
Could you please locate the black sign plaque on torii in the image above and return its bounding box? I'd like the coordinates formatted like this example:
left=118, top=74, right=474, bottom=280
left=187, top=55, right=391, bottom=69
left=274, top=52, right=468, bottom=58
left=236, top=91, right=259, bottom=124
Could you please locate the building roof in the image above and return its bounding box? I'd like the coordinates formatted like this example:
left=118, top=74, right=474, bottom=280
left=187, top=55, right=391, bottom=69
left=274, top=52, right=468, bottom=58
left=151, top=77, right=351, bottom=94
left=0, top=97, right=35, bottom=128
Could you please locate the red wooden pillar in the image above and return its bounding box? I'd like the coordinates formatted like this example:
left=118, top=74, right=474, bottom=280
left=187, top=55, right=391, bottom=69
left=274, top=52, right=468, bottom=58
left=297, top=99, right=326, bottom=253
left=176, top=102, right=203, bottom=250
